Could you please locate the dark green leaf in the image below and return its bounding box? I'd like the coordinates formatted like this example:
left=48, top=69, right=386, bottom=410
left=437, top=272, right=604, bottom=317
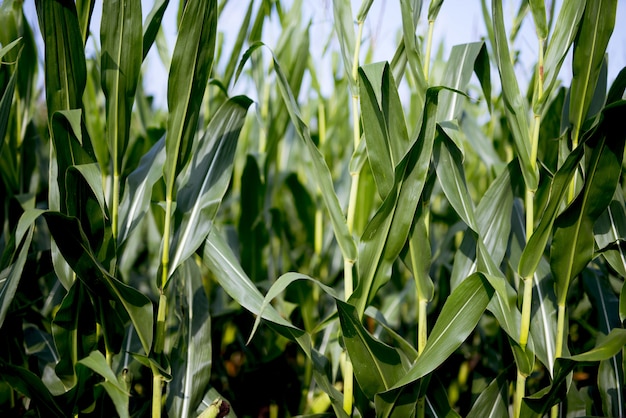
left=337, top=300, right=406, bottom=400
left=142, top=0, right=169, bottom=59
left=384, top=273, right=493, bottom=390
left=569, top=0, right=617, bottom=138
left=167, top=259, right=212, bottom=418
left=0, top=361, right=66, bottom=418
left=44, top=212, right=153, bottom=354
left=351, top=87, right=443, bottom=317
left=101, top=0, right=142, bottom=178
left=551, top=102, right=626, bottom=305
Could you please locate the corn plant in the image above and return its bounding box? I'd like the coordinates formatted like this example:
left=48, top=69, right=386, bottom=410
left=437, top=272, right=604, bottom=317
left=1, top=0, right=625, bottom=417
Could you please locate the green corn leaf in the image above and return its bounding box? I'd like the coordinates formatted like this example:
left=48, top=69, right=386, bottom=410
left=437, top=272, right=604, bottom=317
left=51, top=279, right=97, bottom=390
left=594, top=187, right=626, bottom=277
left=607, top=66, right=626, bottom=104
left=222, top=0, right=253, bottom=88
left=75, top=0, right=95, bottom=45
left=37, top=0, right=96, bottom=212
left=428, top=0, right=444, bottom=21
left=118, top=137, right=165, bottom=247
left=407, top=202, right=434, bottom=303
left=236, top=42, right=357, bottom=264
left=0, top=66, right=16, bottom=156
left=539, top=0, right=585, bottom=109
left=331, top=0, right=356, bottom=90
left=249, top=272, right=340, bottom=343
left=69, top=163, right=108, bottom=221
left=522, top=328, right=626, bottom=417
left=434, top=131, right=477, bottom=231
left=270, top=46, right=357, bottom=263
left=0, top=224, right=33, bottom=329
left=466, top=371, right=509, bottom=418
left=337, top=300, right=406, bottom=400
left=437, top=42, right=486, bottom=122
left=492, top=0, right=538, bottom=191
left=621, top=281, right=626, bottom=324
left=0, top=361, right=66, bottom=418
left=78, top=350, right=129, bottom=418
left=384, top=273, right=494, bottom=391
left=399, top=0, right=427, bottom=103
left=43, top=212, right=153, bottom=354
left=202, top=231, right=349, bottom=418
left=101, top=0, right=142, bottom=178
left=166, top=96, right=251, bottom=285
left=356, top=0, right=375, bottom=23
left=569, top=0, right=617, bottom=139
left=142, top=0, right=169, bottom=59
left=35, top=0, right=86, bottom=116
left=351, top=87, right=443, bottom=317
left=583, top=270, right=624, bottom=417
left=167, top=259, right=212, bottom=418
left=163, top=0, right=217, bottom=193
left=551, top=102, right=626, bottom=305
left=518, top=137, right=586, bottom=279
left=528, top=0, right=547, bottom=39
left=359, top=62, right=410, bottom=200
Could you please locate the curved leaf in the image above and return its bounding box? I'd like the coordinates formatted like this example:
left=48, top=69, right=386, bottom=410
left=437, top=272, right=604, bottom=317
left=118, top=137, right=165, bottom=246
left=351, top=87, right=443, bottom=317
left=167, top=96, right=251, bottom=284
left=43, top=212, right=153, bottom=354
left=384, top=273, right=493, bottom=391
left=551, top=102, right=626, bottom=305
left=337, top=300, right=406, bottom=400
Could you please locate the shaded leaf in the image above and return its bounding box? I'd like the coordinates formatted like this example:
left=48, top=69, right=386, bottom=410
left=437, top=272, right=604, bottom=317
left=337, top=300, right=406, bottom=400
left=43, top=212, right=153, bottom=354
left=167, top=259, right=213, bottom=418
left=551, top=102, right=626, bottom=305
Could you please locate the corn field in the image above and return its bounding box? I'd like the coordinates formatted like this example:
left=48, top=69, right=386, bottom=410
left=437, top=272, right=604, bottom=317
left=0, top=0, right=625, bottom=417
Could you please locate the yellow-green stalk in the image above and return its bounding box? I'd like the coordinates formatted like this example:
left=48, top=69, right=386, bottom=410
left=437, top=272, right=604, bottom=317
left=515, top=36, right=544, bottom=418
left=342, top=19, right=364, bottom=416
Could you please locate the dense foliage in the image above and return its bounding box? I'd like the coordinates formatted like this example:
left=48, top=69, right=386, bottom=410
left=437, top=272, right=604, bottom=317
left=0, top=0, right=625, bottom=417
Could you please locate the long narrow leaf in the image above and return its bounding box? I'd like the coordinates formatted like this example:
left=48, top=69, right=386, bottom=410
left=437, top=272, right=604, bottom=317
left=43, top=212, right=153, bottom=354
left=551, top=102, right=626, bottom=305
left=337, top=300, right=406, bottom=400
left=166, top=96, right=251, bottom=285
left=101, top=0, right=142, bottom=178
left=492, top=0, right=538, bottom=190
left=167, top=259, right=212, bottom=418
left=384, top=273, right=493, bottom=391
left=351, top=87, right=444, bottom=317
left=163, top=0, right=217, bottom=191
left=569, top=0, right=617, bottom=137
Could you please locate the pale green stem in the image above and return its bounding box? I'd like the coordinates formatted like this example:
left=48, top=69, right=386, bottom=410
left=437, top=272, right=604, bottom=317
left=424, top=20, right=435, bottom=81
left=516, top=36, right=544, bottom=418
left=152, top=293, right=168, bottom=417
left=342, top=19, right=364, bottom=416
left=551, top=304, right=566, bottom=418
left=112, top=171, right=120, bottom=242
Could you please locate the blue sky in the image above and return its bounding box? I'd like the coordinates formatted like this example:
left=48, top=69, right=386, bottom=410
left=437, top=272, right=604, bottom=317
left=22, top=0, right=626, bottom=108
